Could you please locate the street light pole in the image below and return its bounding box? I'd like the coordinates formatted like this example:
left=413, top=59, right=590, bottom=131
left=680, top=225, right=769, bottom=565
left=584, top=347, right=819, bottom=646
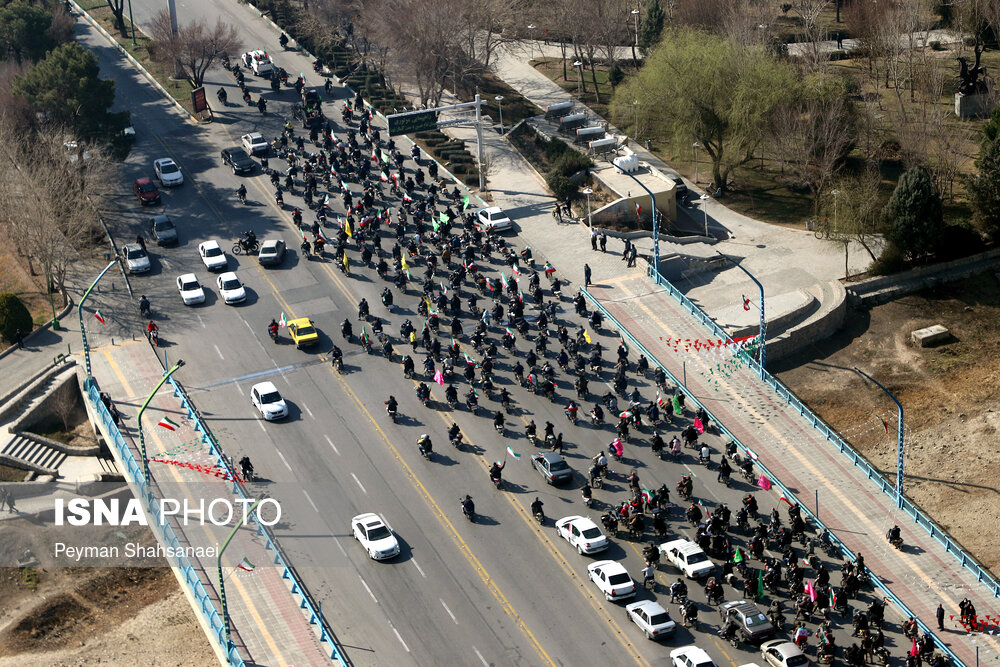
left=693, top=142, right=700, bottom=184
left=495, top=95, right=504, bottom=134
left=78, top=260, right=118, bottom=378
left=716, top=251, right=766, bottom=375
left=528, top=24, right=536, bottom=59
left=631, top=9, right=640, bottom=62
left=573, top=60, right=583, bottom=95
left=699, top=193, right=710, bottom=237
left=854, top=368, right=905, bottom=507
left=137, top=360, right=185, bottom=484
left=218, top=497, right=262, bottom=650
left=831, top=189, right=840, bottom=230
left=583, top=187, right=593, bottom=230
left=621, top=171, right=659, bottom=280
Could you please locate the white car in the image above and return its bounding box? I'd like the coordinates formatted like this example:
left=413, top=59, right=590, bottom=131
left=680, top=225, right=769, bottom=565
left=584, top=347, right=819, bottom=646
left=587, top=560, right=636, bottom=601
left=198, top=240, right=227, bottom=272
left=475, top=206, right=512, bottom=232
left=671, top=645, right=718, bottom=667
left=119, top=243, right=150, bottom=274
left=351, top=513, right=400, bottom=560
left=556, top=515, right=608, bottom=555
left=761, top=640, right=811, bottom=667
left=250, top=381, right=287, bottom=420
left=175, top=273, right=205, bottom=305
left=216, top=271, right=246, bottom=304
left=660, top=538, right=715, bottom=579
left=626, top=600, right=677, bottom=640
left=153, top=157, right=183, bottom=186
left=241, top=132, right=268, bottom=156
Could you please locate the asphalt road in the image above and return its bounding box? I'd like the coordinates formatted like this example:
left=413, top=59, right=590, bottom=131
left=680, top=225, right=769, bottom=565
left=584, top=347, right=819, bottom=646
left=80, top=3, right=922, bottom=666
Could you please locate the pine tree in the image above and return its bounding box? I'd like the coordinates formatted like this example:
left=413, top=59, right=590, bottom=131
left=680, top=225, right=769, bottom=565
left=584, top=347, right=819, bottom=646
left=638, top=0, right=665, bottom=55
left=884, top=168, right=944, bottom=263
left=967, top=109, right=1000, bottom=240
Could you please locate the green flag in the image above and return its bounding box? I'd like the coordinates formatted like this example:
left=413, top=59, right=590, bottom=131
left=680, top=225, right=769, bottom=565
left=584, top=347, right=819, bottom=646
left=757, top=570, right=765, bottom=598
left=672, top=395, right=683, bottom=416
left=439, top=211, right=449, bottom=223
left=733, top=547, right=744, bottom=563
left=433, top=217, right=440, bottom=232
left=462, top=195, right=471, bottom=210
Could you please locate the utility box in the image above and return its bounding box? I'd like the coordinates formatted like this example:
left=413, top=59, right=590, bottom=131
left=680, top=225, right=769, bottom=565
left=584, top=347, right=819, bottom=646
left=911, top=324, right=949, bottom=347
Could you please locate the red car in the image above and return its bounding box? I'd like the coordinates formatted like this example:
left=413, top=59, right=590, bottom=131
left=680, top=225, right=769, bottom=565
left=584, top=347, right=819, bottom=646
left=133, top=177, right=161, bottom=205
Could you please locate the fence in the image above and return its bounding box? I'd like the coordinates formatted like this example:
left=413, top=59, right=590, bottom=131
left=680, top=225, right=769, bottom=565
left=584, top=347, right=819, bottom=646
left=581, top=285, right=967, bottom=667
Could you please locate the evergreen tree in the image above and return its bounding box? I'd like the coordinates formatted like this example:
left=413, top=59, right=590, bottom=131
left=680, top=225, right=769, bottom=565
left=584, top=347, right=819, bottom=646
left=884, top=168, right=944, bottom=263
left=967, top=109, right=1000, bottom=240
left=638, top=0, right=665, bottom=55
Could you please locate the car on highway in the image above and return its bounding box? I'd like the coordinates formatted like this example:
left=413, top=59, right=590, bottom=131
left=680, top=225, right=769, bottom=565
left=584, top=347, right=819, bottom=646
left=242, top=132, right=268, bottom=156
left=175, top=273, right=205, bottom=305
left=133, top=177, right=160, bottom=205
left=198, top=240, right=227, bottom=272
left=474, top=206, right=512, bottom=233
left=148, top=215, right=178, bottom=246
left=660, top=538, right=715, bottom=579
left=556, top=516, right=608, bottom=555
left=258, top=239, right=286, bottom=266
left=216, top=272, right=246, bottom=304
left=671, top=645, right=718, bottom=667
left=221, top=147, right=256, bottom=175
left=720, top=600, right=775, bottom=643
left=626, top=600, right=676, bottom=640
left=532, top=451, right=573, bottom=485
left=250, top=381, right=287, bottom=421
left=587, top=560, right=636, bottom=601
left=761, top=640, right=810, bottom=667
left=351, top=513, right=400, bottom=561
left=119, top=243, right=150, bottom=274
left=153, top=157, right=183, bottom=186
left=287, top=317, right=319, bottom=347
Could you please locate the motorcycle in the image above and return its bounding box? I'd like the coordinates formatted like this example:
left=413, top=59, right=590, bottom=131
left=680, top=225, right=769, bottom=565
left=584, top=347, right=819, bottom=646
left=147, top=328, right=159, bottom=346
left=232, top=238, right=259, bottom=255
left=450, top=434, right=463, bottom=449
left=332, top=356, right=344, bottom=373
left=268, top=326, right=279, bottom=342
left=533, top=508, right=545, bottom=524
left=417, top=436, right=432, bottom=460
left=494, top=422, right=504, bottom=436
left=490, top=473, right=502, bottom=490
left=565, top=408, right=578, bottom=424
left=386, top=403, right=398, bottom=423
left=462, top=499, right=475, bottom=522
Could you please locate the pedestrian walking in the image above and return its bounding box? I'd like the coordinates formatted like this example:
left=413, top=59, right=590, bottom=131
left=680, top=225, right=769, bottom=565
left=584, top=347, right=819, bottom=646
left=584, top=263, right=592, bottom=288
left=5, top=490, right=15, bottom=513
left=0, top=488, right=8, bottom=510
left=627, top=246, right=637, bottom=268
left=14, top=328, right=24, bottom=349
left=591, top=228, right=598, bottom=251
left=622, top=238, right=632, bottom=261
left=599, top=230, right=607, bottom=252
left=937, top=603, right=945, bottom=631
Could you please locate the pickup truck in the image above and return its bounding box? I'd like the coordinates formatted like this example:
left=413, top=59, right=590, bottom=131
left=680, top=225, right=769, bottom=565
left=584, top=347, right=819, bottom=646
left=659, top=539, right=715, bottom=579
left=242, top=50, right=274, bottom=76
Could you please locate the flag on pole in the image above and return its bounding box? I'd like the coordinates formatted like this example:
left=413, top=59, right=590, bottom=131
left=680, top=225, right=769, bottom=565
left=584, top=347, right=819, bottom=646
left=512, top=263, right=521, bottom=276
left=694, top=417, right=705, bottom=434
left=746, top=448, right=759, bottom=461
left=757, top=570, right=765, bottom=598
left=464, top=353, right=477, bottom=366
left=380, top=171, right=389, bottom=182
left=93, top=310, right=106, bottom=325
left=343, top=217, right=352, bottom=237
left=805, top=579, right=817, bottom=602
left=620, top=336, right=629, bottom=354
left=237, top=557, right=255, bottom=572
left=401, top=255, right=410, bottom=271
left=641, top=486, right=652, bottom=504
left=157, top=416, right=179, bottom=431
left=733, top=547, right=744, bottom=563
left=583, top=329, right=592, bottom=344
left=506, top=445, right=521, bottom=460
left=434, top=370, right=445, bottom=386
left=656, top=391, right=665, bottom=407
left=462, top=195, right=471, bottom=210
left=672, top=395, right=683, bottom=416
left=279, top=312, right=287, bottom=327
left=757, top=474, right=772, bottom=491
left=779, top=492, right=793, bottom=506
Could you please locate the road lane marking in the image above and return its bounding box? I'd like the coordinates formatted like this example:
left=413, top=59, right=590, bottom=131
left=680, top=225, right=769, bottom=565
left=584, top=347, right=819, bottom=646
left=474, top=646, right=489, bottom=666
left=391, top=623, right=410, bottom=653
left=213, top=344, right=224, bottom=359
left=325, top=435, right=340, bottom=455
left=302, top=402, right=314, bottom=418
left=335, top=538, right=347, bottom=557
left=275, top=447, right=292, bottom=470
left=411, top=558, right=426, bottom=578
left=257, top=419, right=266, bottom=432
left=441, top=599, right=458, bottom=624
left=302, top=489, right=318, bottom=512
left=197, top=314, right=206, bottom=329
left=359, top=576, right=377, bottom=603
left=234, top=383, right=244, bottom=396
left=351, top=472, right=367, bottom=494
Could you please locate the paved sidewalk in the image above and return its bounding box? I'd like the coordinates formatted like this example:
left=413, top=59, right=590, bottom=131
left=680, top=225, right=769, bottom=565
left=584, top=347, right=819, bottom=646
left=591, top=274, right=995, bottom=667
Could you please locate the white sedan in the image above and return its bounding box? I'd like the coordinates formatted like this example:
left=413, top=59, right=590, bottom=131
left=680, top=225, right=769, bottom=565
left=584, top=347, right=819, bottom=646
left=153, top=157, right=183, bottom=186
left=556, top=515, right=608, bottom=555
left=175, top=273, right=205, bottom=305
left=761, top=640, right=811, bottom=667
left=216, top=272, right=246, bottom=304
left=241, top=132, right=268, bottom=156
left=627, top=600, right=677, bottom=640
left=475, top=206, right=512, bottom=232
left=352, top=513, right=400, bottom=560
left=198, top=240, right=227, bottom=272
left=588, top=560, right=636, bottom=601
left=251, top=381, right=287, bottom=420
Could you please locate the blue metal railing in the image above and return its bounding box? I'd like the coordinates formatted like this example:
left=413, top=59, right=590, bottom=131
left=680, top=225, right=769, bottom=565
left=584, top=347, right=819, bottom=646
left=642, top=268, right=1000, bottom=601
left=580, top=288, right=966, bottom=667
left=84, top=377, right=244, bottom=667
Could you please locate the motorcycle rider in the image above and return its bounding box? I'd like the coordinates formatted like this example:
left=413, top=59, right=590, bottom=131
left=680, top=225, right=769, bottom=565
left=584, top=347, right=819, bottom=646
left=146, top=320, right=159, bottom=337
left=416, top=382, right=430, bottom=403
left=448, top=423, right=462, bottom=444
left=886, top=525, right=902, bottom=548
left=139, top=295, right=151, bottom=317
left=239, top=456, right=254, bottom=480
left=417, top=433, right=432, bottom=456
left=445, top=384, right=458, bottom=405
left=489, top=460, right=505, bottom=484
left=384, top=395, right=398, bottom=418
left=565, top=400, right=579, bottom=422
left=329, top=344, right=343, bottom=367
left=530, top=497, right=544, bottom=519
left=670, top=578, right=688, bottom=603
left=462, top=495, right=475, bottom=518
left=236, top=183, right=247, bottom=203
left=402, top=355, right=415, bottom=378
left=267, top=319, right=279, bottom=339
left=493, top=410, right=504, bottom=431
left=358, top=298, right=370, bottom=320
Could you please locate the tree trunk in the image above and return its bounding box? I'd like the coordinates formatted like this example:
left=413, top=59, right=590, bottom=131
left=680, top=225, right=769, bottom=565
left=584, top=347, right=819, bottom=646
left=589, top=62, right=600, bottom=103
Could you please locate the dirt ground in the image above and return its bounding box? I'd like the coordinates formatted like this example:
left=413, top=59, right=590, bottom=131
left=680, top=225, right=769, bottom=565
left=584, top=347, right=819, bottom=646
left=0, top=564, right=215, bottom=666
left=775, top=275, right=1000, bottom=572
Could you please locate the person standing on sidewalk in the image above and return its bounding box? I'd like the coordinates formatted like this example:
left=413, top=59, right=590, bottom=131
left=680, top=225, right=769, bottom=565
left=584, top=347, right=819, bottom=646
left=599, top=230, right=607, bottom=252
left=584, top=264, right=592, bottom=288
left=936, top=603, right=945, bottom=631
left=14, top=328, right=24, bottom=350
left=622, top=238, right=632, bottom=261
left=591, top=228, right=598, bottom=251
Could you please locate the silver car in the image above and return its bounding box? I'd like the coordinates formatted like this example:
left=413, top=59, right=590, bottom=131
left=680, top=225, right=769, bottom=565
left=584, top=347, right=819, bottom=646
left=120, top=243, right=150, bottom=273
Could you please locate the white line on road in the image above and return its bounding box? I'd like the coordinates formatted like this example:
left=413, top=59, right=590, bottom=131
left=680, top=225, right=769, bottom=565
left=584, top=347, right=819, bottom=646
left=335, top=538, right=347, bottom=557
left=234, top=383, right=244, bottom=396
left=359, top=576, right=377, bottom=603
left=473, top=646, right=488, bottom=666
left=302, top=403, right=314, bottom=418
left=440, top=599, right=457, bottom=624
left=301, top=489, right=318, bottom=512
left=275, top=448, right=292, bottom=471
left=257, top=419, right=266, bottom=432
left=325, top=435, right=340, bottom=455
left=197, top=314, right=206, bottom=329
left=351, top=473, right=367, bottom=494
left=412, top=558, right=426, bottom=578
left=391, top=624, right=410, bottom=653
left=213, top=344, right=224, bottom=360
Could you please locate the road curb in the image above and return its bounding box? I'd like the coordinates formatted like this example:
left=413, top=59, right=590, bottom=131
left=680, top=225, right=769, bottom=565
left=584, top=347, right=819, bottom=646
left=0, top=291, right=73, bottom=362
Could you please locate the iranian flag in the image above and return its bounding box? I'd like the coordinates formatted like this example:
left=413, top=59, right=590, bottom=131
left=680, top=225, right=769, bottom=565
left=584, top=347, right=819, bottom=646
left=779, top=492, right=793, bottom=506
left=506, top=445, right=521, bottom=460
left=279, top=312, right=287, bottom=327
left=157, top=415, right=180, bottom=431
left=635, top=202, right=642, bottom=219
left=93, top=310, right=106, bottom=325
left=236, top=557, right=255, bottom=572
left=380, top=171, right=389, bottom=182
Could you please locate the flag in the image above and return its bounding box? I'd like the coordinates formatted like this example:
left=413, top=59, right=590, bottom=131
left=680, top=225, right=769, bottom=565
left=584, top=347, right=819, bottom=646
left=343, top=217, right=352, bottom=237
left=733, top=547, right=744, bottom=563
left=450, top=335, right=458, bottom=349
left=464, top=353, right=476, bottom=366
left=433, top=217, right=440, bottom=232
left=806, top=579, right=817, bottom=602
left=434, top=370, right=445, bottom=386
left=512, top=263, right=521, bottom=276
left=439, top=211, right=449, bottom=225
left=157, top=416, right=179, bottom=431
left=746, top=447, right=759, bottom=461
left=620, top=336, right=629, bottom=354
left=641, top=486, right=652, bottom=504
left=506, top=445, right=521, bottom=460
left=779, top=492, right=793, bottom=506
left=237, top=557, right=255, bottom=572
left=544, top=262, right=556, bottom=275
left=694, top=417, right=705, bottom=434
left=361, top=328, right=369, bottom=345
left=757, top=570, right=765, bottom=598
left=829, top=587, right=836, bottom=607
left=880, top=417, right=889, bottom=434
left=380, top=171, right=389, bottom=182
left=672, top=395, right=683, bottom=416
left=656, top=391, right=665, bottom=407
left=279, top=312, right=287, bottom=327
left=93, top=310, right=106, bottom=325
left=757, top=474, right=772, bottom=491
left=462, top=195, right=471, bottom=210
left=401, top=255, right=410, bottom=271
left=635, top=202, right=642, bottom=219
left=910, top=638, right=918, bottom=657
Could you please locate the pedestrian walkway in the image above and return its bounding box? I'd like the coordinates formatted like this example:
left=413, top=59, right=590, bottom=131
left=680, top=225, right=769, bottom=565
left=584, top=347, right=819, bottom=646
left=590, top=273, right=995, bottom=667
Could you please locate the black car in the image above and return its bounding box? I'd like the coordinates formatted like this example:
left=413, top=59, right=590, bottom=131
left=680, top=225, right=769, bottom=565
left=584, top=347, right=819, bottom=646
left=148, top=214, right=178, bottom=246
left=221, top=147, right=256, bottom=175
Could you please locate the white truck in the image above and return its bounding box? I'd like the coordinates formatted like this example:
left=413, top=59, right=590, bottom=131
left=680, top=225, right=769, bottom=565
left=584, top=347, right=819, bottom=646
left=659, top=539, right=715, bottom=579
left=242, top=50, right=274, bottom=76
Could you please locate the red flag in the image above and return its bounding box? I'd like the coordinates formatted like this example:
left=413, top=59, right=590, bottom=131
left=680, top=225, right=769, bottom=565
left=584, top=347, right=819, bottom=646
left=779, top=492, right=793, bottom=506
left=881, top=418, right=889, bottom=434
left=93, top=310, right=106, bottom=325
left=694, top=417, right=705, bottom=434
left=757, top=474, right=772, bottom=491
left=635, top=202, right=642, bottom=219
left=910, top=638, right=918, bottom=657
left=743, top=295, right=751, bottom=311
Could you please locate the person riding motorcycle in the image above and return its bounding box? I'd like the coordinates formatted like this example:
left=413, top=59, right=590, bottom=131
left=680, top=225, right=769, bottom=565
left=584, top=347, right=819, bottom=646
left=139, top=295, right=151, bottom=317
left=489, top=460, right=505, bottom=483
left=358, top=298, right=370, bottom=320
left=887, top=525, right=902, bottom=547
left=236, top=183, right=247, bottom=203
left=239, top=456, right=254, bottom=480
left=385, top=395, right=398, bottom=417
left=445, top=384, right=458, bottom=405
left=448, top=423, right=462, bottom=443
left=146, top=320, right=159, bottom=336
left=381, top=287, right=393, bottom=308
left=417, top=433, right=432, bottom=455
left=342, top=318, right=353, bottom=340
left=530, top=497, right=544, bottom=519
left=329, top=344, right=343, bottom=365
left=268, top=319, right=279, bottom=338
left=462, top=495, right=475, bottom=517
left=565, top=400, right=579, bottom=422
left=493, top=410, right=504, bottom=430
left=415, top=382, right=430, bottom=403
left=670, top=578, right=688, bottom=603
left=466, top=388, right=478, bottom=408
left=590, top=404, right=605, bottom=424
left=402, top=355, right=415, bottom=378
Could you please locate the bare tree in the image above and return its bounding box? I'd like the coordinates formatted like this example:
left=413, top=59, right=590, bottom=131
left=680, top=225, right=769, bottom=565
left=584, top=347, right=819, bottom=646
left=105, top=0, right=128, bottom=37
left=50, top=380, right=80, bottom=433
left=823, top=167, right=887, bottom=265
left=791, top=0, right=829, bottom=70
left=149, top=10, right=240, bottom=88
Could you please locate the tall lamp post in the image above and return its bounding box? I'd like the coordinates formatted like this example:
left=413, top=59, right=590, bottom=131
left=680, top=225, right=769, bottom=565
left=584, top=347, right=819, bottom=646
left=716, top=251, right=766, bottom=375
left=583, top=187, right=594, bottom=230
left=699, top=193, right=710, bottom=237
left=78, top=260, right=119, bottom=378
left=831, top=189, right=840, bottom=230
left=218, top=497, right=262, bottom=649
left=495, top=95, right=505, bottom=134
left=528, top=24, right=537, bottom=58
left=854, top=368, right=905, bottom=507
left=693, top=141, right=701, bottom=184
left=620, top=169, right=659, bottom=280
left=137, top=360, right=185, bottom=483
left=573, top=60, right=583, bottom=95
left=631, top=8, right=640, bottom=62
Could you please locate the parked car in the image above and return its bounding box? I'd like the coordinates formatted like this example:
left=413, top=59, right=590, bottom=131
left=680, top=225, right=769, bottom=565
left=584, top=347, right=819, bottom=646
left=119, top=243, right=150, bottom=274
left=258, top=239, right=286, bottom=266
left=133, top=177, right=160, bottom=205
left=148, top=215, right=178, bottom=246
left=221, top=147, right=256, bottom=175
left=720, top=601, right=775, bottom=643
left=153, top=157, right=183, bottom=186
left=532, top=451, right=573, bottom=485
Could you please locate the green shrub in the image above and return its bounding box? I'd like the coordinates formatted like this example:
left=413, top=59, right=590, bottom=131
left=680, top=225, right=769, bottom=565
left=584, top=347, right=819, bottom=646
left=869, top=243, right=909, bottom=276
left=451, top=165, right=469, bottom=175
left=546, top=171, right=576, bottom=200
left=0, top=293, right=32, bottom=343
left=553, top=151, right=593, bottom=177
left=544, top=137, right=571, bottom=162
left=463, top=174, right=479, bottom=186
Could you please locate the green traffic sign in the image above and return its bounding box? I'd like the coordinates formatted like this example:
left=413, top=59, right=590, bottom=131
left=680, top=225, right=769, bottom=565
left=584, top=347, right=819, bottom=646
left=387, top=109, right=438, bottom=137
